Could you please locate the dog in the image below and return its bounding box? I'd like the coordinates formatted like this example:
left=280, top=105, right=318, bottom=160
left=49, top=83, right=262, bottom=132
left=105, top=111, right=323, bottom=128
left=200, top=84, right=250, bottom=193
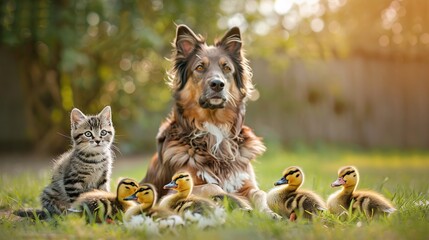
left=141, top=24, right=278, bottom=217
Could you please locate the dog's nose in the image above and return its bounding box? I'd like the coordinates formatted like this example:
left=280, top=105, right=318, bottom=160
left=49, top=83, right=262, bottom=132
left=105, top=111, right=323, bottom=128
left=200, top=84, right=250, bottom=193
left=209, top=79, right=225, bottom=92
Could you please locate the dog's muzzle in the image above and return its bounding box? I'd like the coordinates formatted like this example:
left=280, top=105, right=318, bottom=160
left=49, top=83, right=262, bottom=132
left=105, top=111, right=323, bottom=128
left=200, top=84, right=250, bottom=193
left=199, top=96, right=226, bottom=109
left=199, top=78, right=227, bottom=109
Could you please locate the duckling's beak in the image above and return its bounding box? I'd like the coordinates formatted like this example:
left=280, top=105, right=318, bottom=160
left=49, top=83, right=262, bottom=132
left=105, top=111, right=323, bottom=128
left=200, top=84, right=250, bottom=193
left=123, top=193, right=138, bottom=201
left=331, top=177, right=346, bottom=187
left=164, top=181, right=178, bottom=189
left=274, top=177, right=288, bottom=186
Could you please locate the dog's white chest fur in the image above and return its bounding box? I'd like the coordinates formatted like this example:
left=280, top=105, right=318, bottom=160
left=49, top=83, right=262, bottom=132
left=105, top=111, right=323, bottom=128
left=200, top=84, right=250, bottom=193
left=203, top=122, right=229, bottom=152
left=196, top=170, right=250, bottom=193
left=203, top=122, right=228, bottom=142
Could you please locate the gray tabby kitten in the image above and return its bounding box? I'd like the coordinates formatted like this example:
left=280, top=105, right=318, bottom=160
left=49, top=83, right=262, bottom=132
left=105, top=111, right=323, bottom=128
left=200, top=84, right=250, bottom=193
left=15, top=106, right=115, bottom=219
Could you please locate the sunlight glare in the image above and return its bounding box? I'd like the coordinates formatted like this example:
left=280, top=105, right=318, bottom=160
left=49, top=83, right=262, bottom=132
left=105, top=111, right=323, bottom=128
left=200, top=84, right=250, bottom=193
left=310, top=18, right=324, bottom=33
left=378, top=35, right=390, bottom=47
left=227, top=13, right=248, bottom=30
left=253, top=21, right=270, bottom=36
left=259, top=0, right=274, bottom=16
left=245, top=0, right=258, bottom=13
left=274, top=0, right=293, bottom=15
left=282, top=12, right=300, bottom=31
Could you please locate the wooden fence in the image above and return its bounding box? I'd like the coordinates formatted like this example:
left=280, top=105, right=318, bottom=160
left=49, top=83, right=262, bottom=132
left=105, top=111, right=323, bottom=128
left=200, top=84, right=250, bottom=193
left=249, top=57, right=429, bottom=149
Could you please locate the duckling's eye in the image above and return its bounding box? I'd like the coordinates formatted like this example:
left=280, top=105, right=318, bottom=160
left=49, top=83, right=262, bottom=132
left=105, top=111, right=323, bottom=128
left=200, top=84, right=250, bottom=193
left=353, top=174, right=356, bottom=177
left=144, top=192, right=149, bottom=195
left=186, top=179, right=189, bottom=181
left=296, top=174, right=300, bottom=178
left=195, top=65, right=204, bottom=72
left=100, top=130, right=107, bottom=136
left=125, top=186, right=130, bottom=190
left=84, top=131, right=93, bottom=137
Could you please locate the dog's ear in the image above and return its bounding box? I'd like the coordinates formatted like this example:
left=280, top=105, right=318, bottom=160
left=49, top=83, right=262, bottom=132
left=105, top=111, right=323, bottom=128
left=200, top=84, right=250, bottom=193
left=219, top=27, right=242, bottom=55
left=175, top=25, right=199, bottom=57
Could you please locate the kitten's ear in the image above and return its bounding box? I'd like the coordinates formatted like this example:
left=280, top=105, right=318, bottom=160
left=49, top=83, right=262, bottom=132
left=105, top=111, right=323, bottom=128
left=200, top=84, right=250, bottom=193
left=71, top=108, right=86, bottom=129
left=99, top=106, right=112, bottom=124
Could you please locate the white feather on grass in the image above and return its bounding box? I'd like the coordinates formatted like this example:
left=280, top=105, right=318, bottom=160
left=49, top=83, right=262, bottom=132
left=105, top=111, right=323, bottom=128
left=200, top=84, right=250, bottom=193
left=124, top=214, right=185, bottom=235
left=183, top=206, right=226, bottom=229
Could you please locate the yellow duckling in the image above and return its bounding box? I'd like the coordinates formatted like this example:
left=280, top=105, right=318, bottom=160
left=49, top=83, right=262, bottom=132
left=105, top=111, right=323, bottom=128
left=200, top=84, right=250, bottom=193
left=70, top=178, right=139, bottom=223
left=327, top=166, right=396, bottom=218
left=159, top=172, right=226, bottom=228
left=122, top=183, right=184, bottom=233
left=267, top=166, right=326, bottom=221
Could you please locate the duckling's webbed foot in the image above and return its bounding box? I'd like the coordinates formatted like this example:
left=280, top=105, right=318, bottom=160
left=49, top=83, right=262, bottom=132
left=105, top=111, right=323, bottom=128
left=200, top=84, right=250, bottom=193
left=289, top=212, right=297, bottom=222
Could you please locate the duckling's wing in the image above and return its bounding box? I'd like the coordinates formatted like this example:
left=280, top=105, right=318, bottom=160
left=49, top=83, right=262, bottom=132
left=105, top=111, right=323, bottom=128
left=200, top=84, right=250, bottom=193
left=211, top=193, right=252, bottom=211
left=72, top=192, right=121, bottom=223
left=174, top=197, right=215, bottom=215
left=175, top=197, right=226, bottom=229
left=301, top=190, right=327, bottom=211
left=383, top=207, right=397, bottom=214
left=353, top=191, right=396, bottom=216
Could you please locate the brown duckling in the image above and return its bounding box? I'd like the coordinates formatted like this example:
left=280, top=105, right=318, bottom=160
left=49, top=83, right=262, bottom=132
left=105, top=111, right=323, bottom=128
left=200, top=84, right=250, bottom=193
left=267, top=166, right=326, bottom=221
left=70, top=178, right=139, bottom=223
left=327, top=166, right=396, bottom=218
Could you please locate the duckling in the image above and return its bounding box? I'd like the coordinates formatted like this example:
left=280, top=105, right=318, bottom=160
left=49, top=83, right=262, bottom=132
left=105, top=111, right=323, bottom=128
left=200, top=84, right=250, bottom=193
left=327, top=166, right=396, bottom=218
left=267, top=166, right=326, bottom=221
left=122, top=183, right=184, bottom=233
left=159, top=172, right=226, bottom=228
left=70, top=178, right=139, bottom=223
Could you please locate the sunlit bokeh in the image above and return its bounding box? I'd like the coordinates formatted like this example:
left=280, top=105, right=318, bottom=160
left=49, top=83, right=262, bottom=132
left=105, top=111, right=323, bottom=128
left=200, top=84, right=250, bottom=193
left=0, top=0, right=428, bottom=154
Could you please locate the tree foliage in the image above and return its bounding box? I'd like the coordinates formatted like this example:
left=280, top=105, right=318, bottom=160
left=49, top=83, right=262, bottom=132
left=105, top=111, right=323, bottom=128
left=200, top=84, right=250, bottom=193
left=1, top=0, right=221, bottom=153
left=1, top=0, right=428, bottom=153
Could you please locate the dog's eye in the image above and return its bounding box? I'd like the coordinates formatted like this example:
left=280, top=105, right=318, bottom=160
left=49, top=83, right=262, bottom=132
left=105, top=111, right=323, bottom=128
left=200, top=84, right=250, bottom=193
left=222, top=64, right=231, bottom=72
left=195, top=65, right=204, bottom=72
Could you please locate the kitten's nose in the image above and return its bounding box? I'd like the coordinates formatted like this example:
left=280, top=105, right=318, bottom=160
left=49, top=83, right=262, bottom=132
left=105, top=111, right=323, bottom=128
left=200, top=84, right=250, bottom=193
left=95, top=140, right=101, bottom=144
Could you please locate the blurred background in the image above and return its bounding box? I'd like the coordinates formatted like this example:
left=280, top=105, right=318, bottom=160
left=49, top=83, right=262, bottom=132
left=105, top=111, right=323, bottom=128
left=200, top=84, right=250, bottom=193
left=1, top=0, right=428, bottom=156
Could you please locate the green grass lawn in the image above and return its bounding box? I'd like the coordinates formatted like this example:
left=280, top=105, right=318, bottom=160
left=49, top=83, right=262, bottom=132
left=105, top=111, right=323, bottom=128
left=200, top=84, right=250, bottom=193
left=1, top=145, right=429, bottom=239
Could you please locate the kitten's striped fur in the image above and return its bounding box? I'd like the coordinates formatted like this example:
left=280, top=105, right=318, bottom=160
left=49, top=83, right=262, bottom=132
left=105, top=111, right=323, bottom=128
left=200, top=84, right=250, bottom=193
left=14, top=106, right=115, bottom=219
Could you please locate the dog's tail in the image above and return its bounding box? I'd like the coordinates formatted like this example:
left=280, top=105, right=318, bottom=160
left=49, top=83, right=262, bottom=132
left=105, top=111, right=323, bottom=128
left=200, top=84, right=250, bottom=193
left=13, top=208, right=51, bottom=220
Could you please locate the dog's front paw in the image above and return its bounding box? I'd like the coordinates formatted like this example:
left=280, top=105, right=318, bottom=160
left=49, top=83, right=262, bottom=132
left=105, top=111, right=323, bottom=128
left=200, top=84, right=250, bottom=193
left=262, top=208, right=282, bottom=220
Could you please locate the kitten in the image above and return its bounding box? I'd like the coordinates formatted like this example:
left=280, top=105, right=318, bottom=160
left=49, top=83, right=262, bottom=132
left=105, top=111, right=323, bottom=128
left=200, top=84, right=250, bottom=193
left=14, top=106, right=115, bottom=219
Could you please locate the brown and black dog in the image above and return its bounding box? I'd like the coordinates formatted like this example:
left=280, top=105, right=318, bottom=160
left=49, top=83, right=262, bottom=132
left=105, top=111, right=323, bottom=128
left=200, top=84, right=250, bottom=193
left=141, top=24, right=277, bottom=217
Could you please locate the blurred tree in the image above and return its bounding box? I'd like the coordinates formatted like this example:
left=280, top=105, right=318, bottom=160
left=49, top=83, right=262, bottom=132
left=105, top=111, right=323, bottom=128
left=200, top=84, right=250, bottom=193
left=1, top=0, right=428, bottom=153
left=217, top=0, right=429, bottom=62
left=0, top=0, right=221, bottom=154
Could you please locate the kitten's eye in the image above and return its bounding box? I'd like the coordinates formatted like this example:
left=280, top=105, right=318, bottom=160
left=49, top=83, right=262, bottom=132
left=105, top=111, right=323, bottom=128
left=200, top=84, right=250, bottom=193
left=100, top=130, right=107, bottom=136
left=195, top=65, right=204, bottom=72
left=84, top=131, right=92, bottom=137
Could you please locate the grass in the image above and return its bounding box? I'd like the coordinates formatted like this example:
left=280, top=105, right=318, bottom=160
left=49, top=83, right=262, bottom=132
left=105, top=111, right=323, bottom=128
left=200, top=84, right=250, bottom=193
left=1, top=145, right=429, bottom=240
